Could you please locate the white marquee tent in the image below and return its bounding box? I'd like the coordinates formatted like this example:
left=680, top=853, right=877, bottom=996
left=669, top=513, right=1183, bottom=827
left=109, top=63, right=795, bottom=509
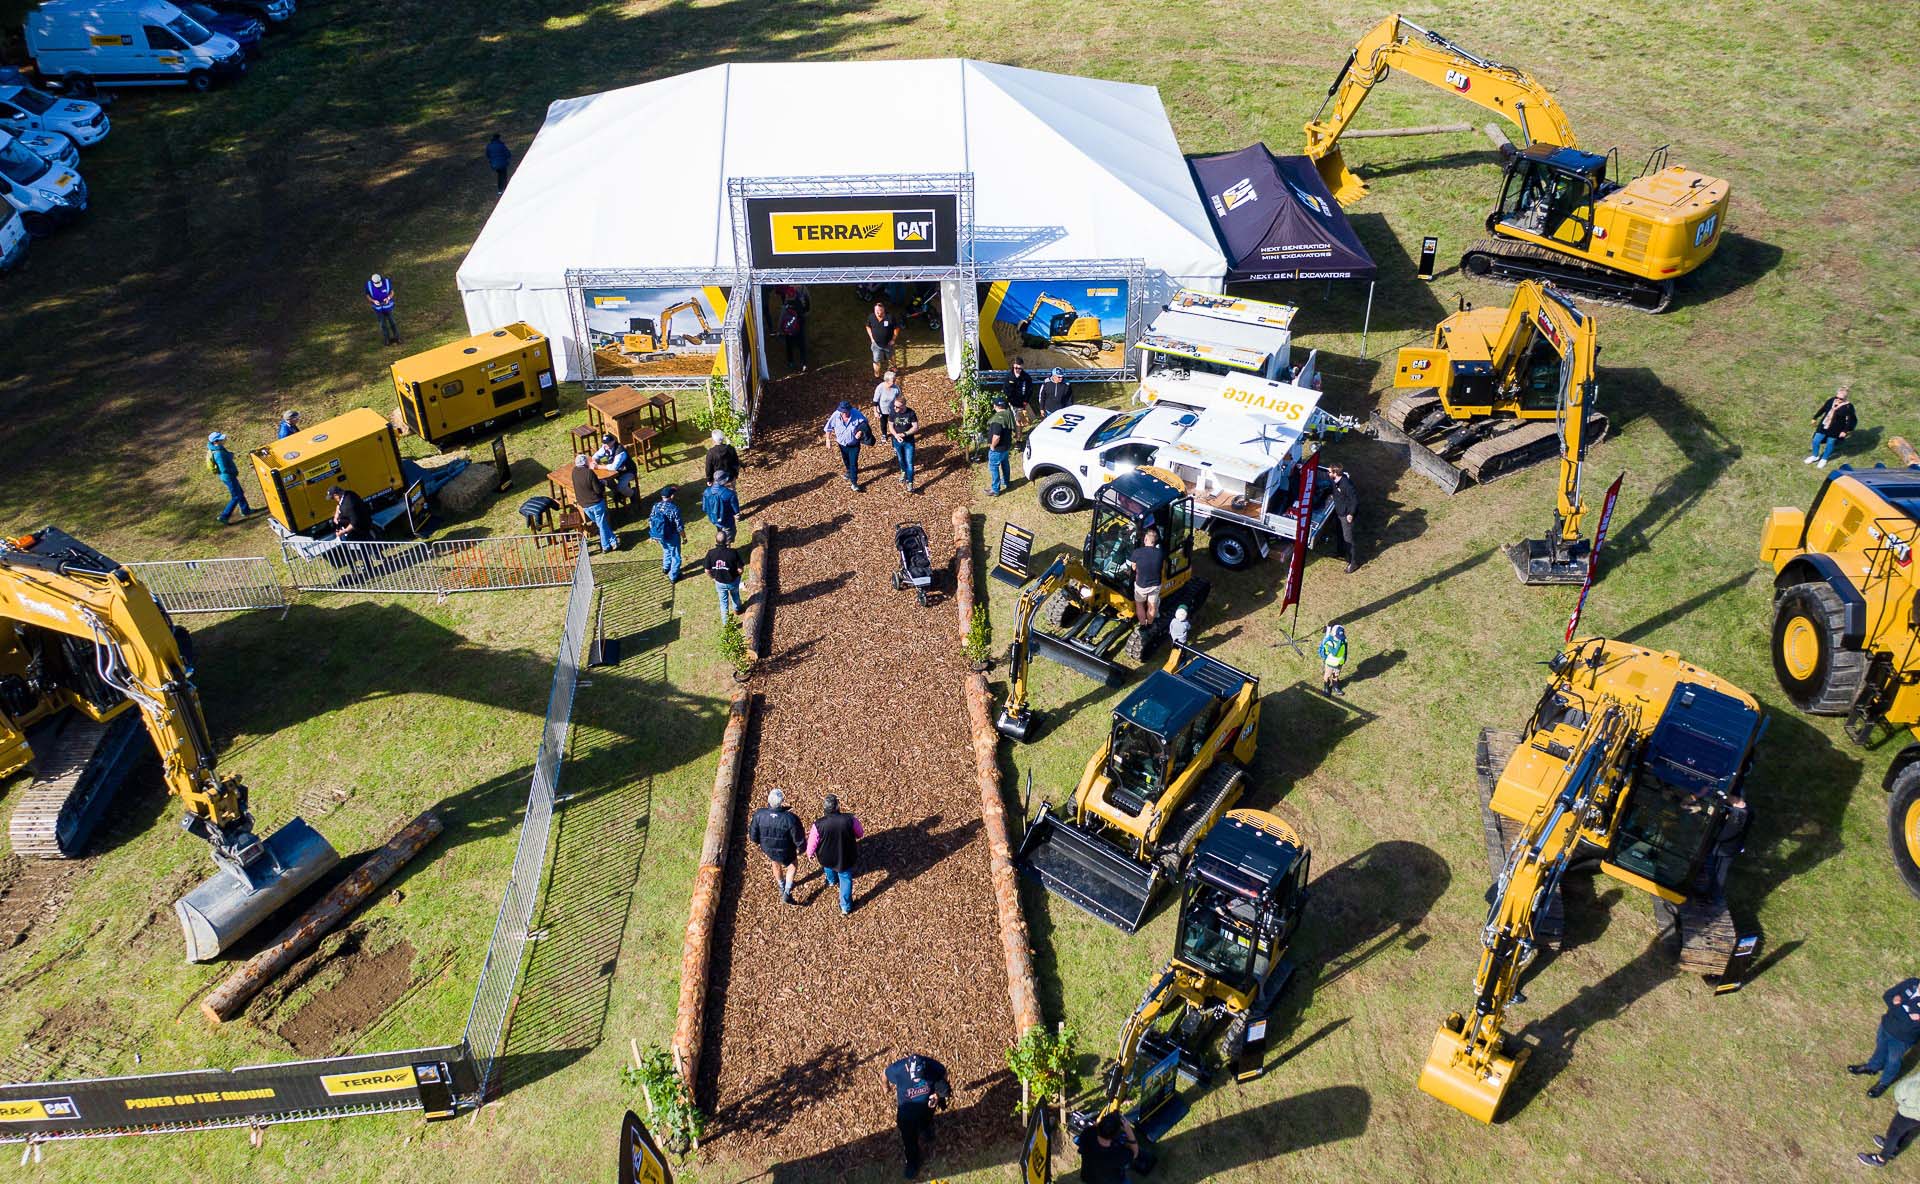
left=457, top=59, right=1227, bottom=380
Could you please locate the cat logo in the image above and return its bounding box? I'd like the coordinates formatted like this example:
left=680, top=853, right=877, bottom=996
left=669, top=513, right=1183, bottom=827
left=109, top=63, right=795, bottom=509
left=0, top=1096, right=79, bottom=1123
left=897, top=218, right=930, bottom=242
left=1285, top=181, right=1332, bottom=219
left=770, top=208, right=937, bottom=256
left=1693, top=212, right=1719, bottom=248
left=1445, top=68, right=1471, bottom=91
left=1221, top=178, right=1258, bottom=211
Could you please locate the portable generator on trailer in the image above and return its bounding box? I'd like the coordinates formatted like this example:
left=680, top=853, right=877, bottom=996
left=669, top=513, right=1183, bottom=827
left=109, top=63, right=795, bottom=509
left=250, top=408, right=407, bottom=536
left=391, top=322, right=558, bottom=447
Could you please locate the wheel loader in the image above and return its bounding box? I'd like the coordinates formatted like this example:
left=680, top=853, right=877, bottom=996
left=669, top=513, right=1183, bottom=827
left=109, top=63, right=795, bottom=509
left=0, top=528, right=339, bottom=961
left=1073, top=809, right=1309, bottom=1161
left=1761, top=464, right=1920, bottom=897
left=1014, top=641, right=1261, bottom=932
left=1422, top=637, right=1764, bottom=1122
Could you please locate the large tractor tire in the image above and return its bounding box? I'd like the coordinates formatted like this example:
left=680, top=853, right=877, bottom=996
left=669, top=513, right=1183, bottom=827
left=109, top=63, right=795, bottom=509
left=1770, top=582, right=1868, bottom=714
left=1888, top=763, right=1920, bottom=901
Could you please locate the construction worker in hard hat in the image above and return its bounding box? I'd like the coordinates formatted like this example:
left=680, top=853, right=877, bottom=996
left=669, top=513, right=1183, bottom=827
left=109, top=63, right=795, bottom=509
left=365, top=272, right=399, bottom=346
left=1319, top=621, right=1348, bottom=697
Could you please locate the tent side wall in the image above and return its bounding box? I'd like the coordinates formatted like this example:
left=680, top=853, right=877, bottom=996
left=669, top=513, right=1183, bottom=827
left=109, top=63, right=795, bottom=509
left=461, top=284, right=586, bottom=381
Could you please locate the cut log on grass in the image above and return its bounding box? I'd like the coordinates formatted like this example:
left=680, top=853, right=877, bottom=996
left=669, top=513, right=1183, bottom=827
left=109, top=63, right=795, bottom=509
left=1484, top=122, right=1513, bottom=153
left=200, top=810, right=443, bottom=1024
left=1343, top=121, right=1471, bottom=139
left=1890, top=436, right=1920, bottom=467
left=963, top=672, right=1043, bottom=1035
left=742, top=524, right=777, bottom=663
left=675, top=689, right=752, bottom=1094
left=951, top=507, right=975, bottom=638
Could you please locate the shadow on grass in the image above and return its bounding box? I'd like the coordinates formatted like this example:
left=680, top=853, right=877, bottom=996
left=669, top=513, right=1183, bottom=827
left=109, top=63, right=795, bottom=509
left=1500, top=938, right=1677, bottom=1121
left=1145, top=1084, right=1372, bottom=1182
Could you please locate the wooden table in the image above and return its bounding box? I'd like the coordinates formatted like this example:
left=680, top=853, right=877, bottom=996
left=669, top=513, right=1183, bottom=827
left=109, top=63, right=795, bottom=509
left=586, top=386, right=655, bottom=448
left=547, top=464, right=620, bottom=509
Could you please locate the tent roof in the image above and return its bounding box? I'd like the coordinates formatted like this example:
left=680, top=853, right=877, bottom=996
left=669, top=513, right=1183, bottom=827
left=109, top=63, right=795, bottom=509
left=458, top=60, right=1227, bottom=293
left=1187, top=144, right=1376, bottom=283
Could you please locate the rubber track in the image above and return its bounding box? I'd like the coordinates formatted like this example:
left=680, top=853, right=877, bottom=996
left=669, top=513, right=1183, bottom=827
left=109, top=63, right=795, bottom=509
left=1464, top=238, right=1674, bottom=313
left=1380, top=393, right=1609, bottom=486
left=1160, top=761, right=1245, bottom=865
left=8, top=716, right=124, bottom=860
left=1659, top=894, right=1739, bottom=977
left=1475, top=728, right=1564, bottom=948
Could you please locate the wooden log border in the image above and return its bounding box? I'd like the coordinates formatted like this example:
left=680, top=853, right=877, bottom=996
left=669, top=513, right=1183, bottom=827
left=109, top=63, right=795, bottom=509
left=742, top=523, right=776, bottom=664
left=673, top=688, right=752, bottom=1096
left=951, top=507, right=1043, bottom=1035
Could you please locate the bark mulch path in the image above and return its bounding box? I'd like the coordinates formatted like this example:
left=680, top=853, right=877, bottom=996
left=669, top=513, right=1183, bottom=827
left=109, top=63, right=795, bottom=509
left=699, top=354, right=1015, bottom=1171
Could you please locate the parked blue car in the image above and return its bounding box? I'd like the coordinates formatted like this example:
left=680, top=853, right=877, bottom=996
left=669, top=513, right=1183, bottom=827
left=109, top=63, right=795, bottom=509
left=176, top=2, right=266, bottom=57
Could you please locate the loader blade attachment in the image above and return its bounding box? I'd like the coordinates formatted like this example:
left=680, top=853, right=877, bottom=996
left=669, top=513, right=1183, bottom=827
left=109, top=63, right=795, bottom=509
left=175, top=817, right=340, bottom=962
left=1015, top=804, right=1158, bottom=932
left=1030, top=628, right=1125, bottom=686
left=1417, top=1018, right=1525, bottom=1124
left=1369, top=411, right=1467, bottom=495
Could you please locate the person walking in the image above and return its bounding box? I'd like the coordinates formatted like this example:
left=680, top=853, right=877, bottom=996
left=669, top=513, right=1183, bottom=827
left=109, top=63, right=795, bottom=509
left=887, top=392, right=921, bottom=492
left=1708, top=789, right=1749, bottom=895
left=572, top=454, right=618, bottom=554
left=986, top=404, right=1015, bottom=497
left=276, top=409, right=302, bottom=439
left=824, top=401, right=869, bottom=491
left=1327, top=462, right=1360, bottom=572
left=1859, top=1068, right=1920, bottom=1168
left=1806, top=385, right=1857, bottom=468
left=648, top=485, right=683, bottom=581
left=206, top=431, right=256, bottom=524
left=882, top=1053, right=951, bottom=1180
left=1004, top=357, right=1036, bottom=431
left=1037, top=367, right=1072, bottom=416
left=485, top=133, right=512, bottom=195
left=778, top=296, right=808, bottom=373
left=1319, top=622, right=1348, bottom=696
left=806, top=793, right=864, bottom=915
left=1075, top=1112, right=1141, bottom=1184
left=873, top=369, right=902, bottom=429
left=746, top=788, right=803, bottom=904
left=365, top=272, right=399, bottom=346
left=866, top=301, right=901, bottom=379
left=1126, top=527, right=1164, bottom=628
left=705, top=535, right=745, bottom=621
left=705, top=430, right=740, bottom=486
left=1851, top=977, right=1920, bottom=1097
left=703, top=472, right=740, bottom=544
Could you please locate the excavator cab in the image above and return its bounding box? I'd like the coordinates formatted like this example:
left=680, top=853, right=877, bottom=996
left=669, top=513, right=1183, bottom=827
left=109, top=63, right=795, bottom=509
left=1605, top=682, right=1762, bottom=898
left=1492, top=145, right=1611, bottom=250
left=1084, top=474, right=1193, bottom=598
left=1175, top=812, right=1309, bottom=1007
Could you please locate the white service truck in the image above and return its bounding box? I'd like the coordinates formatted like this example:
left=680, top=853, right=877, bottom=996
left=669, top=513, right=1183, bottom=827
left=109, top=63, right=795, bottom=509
left=26, top=0, right=247, bottom=94
left=0, top=82, right=110, bottom=147
left=0, top=129, right=86, bottom=234
left=0, top=208, right=28, bottom=272
left=1135, top=288, right=1317, bottom=390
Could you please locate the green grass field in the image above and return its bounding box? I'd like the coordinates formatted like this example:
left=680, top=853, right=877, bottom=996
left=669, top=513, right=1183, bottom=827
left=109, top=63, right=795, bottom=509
left=0, top=0, right=1916, bottom=1180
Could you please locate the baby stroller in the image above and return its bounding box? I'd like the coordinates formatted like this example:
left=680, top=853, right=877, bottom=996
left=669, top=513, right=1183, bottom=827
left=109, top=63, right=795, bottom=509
left=891, top=522, right=935, bottom=605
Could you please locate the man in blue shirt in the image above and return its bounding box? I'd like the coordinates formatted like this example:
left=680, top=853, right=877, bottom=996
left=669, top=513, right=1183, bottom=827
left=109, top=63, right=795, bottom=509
left=882, top=1053, right=950, bottom=1179
left=207, top=432, right=256, bottom=525
left=702, top=473, right=739, bottom=544
left=1853, top=977, right=1920, bottom=1097
left=485, top=133, right=512, bottom=195
left=648, top=485, right=684, bottom=582
left=823, top=401, right=868, bottom=491
left=366, top=272, right=399, bottom=346
left=276, top=410, right=301, bottom=439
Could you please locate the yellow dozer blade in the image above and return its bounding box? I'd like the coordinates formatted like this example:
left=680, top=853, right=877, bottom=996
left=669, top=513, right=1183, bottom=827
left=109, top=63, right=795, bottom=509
left=1314, top=147, right=1369, bottom=207
left=1417, top=1015, right=1525, bottom=1123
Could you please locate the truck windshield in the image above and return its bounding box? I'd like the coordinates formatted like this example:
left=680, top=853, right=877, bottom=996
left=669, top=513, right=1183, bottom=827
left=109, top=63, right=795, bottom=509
left=167, top=14, right=214, bottom=45
left=1089, top=410, right=1148, bottom=448
left=9, top=89, right=56, bottom=116
left=0, top=140, right=48, bottom=186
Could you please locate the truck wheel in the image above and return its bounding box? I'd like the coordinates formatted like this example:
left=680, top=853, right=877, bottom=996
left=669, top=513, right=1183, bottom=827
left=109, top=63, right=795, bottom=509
left=20, top=212, right=53, bottom=237
left=1770, top=582, right=1867, bottom=714
left=188, top=70, right=212, bottom=93
left=1888, top=763, right=1920, bottom=901
left=1209, top=528, right=1255, bottom=571
left=62, top=74, right=94, bottom=97
left=1038, top=474, right=1084, bottom=514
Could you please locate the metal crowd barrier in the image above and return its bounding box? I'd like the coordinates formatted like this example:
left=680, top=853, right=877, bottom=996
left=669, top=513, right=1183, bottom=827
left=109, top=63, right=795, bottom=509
left=123, top=557, right=290, bottom=616
left=276, top=532, right=582, bottom=596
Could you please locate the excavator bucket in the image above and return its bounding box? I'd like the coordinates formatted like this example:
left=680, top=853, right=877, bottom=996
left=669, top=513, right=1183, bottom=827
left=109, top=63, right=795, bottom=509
left=175, top=817, right=340, bottom=962
left=995, top=704, right=1036, bottom=743
left=1015, top=804, right=1158, bottom=932
left=1030, top=627, right=1126, bottom=686
left=1417, top=1017, right=1526, bottom=1124
left=1314, top=148, right=1369, bottom=207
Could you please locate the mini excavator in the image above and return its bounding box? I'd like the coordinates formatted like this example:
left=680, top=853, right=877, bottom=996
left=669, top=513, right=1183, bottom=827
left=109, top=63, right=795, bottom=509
left=0, top=528, right=339, bottom=961
left=1012, top=641, right=1260, bottom=933
left=1304, top=14, right=1731, bottom=311
left=1420, top=637, right=1764, bottom=1121
left=1073, top=810, right=1309, bottom=1161
left=1380, top=280, right=1604, bottom=584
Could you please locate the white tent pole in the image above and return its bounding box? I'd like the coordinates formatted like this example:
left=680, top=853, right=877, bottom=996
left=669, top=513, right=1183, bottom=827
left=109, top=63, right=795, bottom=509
left=1362, top=279, right=1375, bottom=357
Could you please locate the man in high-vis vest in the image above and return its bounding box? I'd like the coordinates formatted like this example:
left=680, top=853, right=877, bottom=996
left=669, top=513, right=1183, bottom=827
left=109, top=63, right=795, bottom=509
left=1319, top=621, right=1347, bottom=697
left=366, top=272, right=399, bottom=346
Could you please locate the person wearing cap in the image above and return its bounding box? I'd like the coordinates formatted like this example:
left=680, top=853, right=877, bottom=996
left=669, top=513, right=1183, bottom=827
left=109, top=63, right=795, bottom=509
left=985, top=399, right=1016, bottom=497
left=648, top=484, right=683, bottom=580
left=206, top=432, right=257, bottom=525
left=276, top=410, right=302, bottom=440
left=1807, top=384, right=1858, bottom=469
left=702, top=471, right=739, bottom=544
left=327, top=484, right=374, bottom=542
left=1076, top=1112, right=1141, bottom=1184
left=1003, top=357, right=1036, bottom=429
left=1320, top=621, right=1348, bottom=697
left=595, top=432, right=637, bottom=503
left=882, top=1052, right=951, bottom=1180
left=824, top=401, right=870, bottom=491
left=746, top=789, right=804, bottom=905
left=1169, top=604, right=1191, bottom=647
left=1037, top=367, right=1072, bottom=416
left=570, top=454, right=617, bottom=554
left=365, top=272, right=398, bottom=346
left=805, top=793, right=864, bottom=916
left=705, top=533, right=746, bottom=621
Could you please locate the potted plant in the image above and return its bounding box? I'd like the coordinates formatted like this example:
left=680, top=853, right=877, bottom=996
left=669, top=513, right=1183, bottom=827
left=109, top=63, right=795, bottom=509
left=620, top=1044, right=707, bottom=1157
left=963, top=605, right=994, bottom=672
left=1006, top=1022, right=1079, bottom=1127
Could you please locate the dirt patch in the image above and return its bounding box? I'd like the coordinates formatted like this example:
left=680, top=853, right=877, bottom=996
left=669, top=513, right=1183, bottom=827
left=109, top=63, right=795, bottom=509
left=0, top=1001, right=142, bottom=1082
left=263, top=928, right=418, bottom=1057
left=0, top=854, right=86, bottom=955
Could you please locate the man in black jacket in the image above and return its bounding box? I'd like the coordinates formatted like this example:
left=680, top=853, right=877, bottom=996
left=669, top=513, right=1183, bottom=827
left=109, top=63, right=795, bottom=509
left=705, top=431, right=741, bottom=485
left=1037, top=367, right=1072, bottom=416
left=1004, top=357, right=1036, bottom=430
left=883, top=1052, right=950, bottom=1179
left=1853, top=977, right=1920, bottom=1097
left=1807, top=385, right=1858, bottom=469
left=1327, top=462, right=1360, bottom=573
left=328, top=485, right=374, bottom=542
left=747, top=788, right=804, bottom=904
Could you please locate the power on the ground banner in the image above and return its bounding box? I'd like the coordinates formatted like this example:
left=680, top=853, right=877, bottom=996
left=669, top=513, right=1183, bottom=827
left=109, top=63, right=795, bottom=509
left=1564, top=471, right=1626, bottom=643
left=0, top=1045, right=473, bottom=1140
left=744, top=193, right=960, bottom=269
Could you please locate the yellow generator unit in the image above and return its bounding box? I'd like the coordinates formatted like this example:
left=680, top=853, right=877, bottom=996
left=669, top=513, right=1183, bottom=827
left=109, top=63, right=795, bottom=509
left=250, top=408, right=406, bottom=535
left=392, top=322, right=558, bottom=447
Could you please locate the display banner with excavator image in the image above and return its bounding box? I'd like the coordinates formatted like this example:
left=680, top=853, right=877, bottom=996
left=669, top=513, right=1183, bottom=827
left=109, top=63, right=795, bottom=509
left=744, top=192, right=960, bottom=269
left=580, top=286, right=730, bottom=381
left=979, top=280, right=1130, bottom=372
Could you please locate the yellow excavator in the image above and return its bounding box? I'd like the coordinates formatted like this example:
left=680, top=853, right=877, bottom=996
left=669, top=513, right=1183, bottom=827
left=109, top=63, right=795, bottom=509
left=0, top=528, right=339, bottom=961
left=1381, top=280, right=1605, bottom=583
left=1304, top=14, right=1731, bottom=311
left=1013, top=641, right=1261, bottom=933
left=1421, top=637, right=1764, bottom=1121
left=1074, top=809, right=1309, bottom=1160
left=1017, top=293, right=1105, bottom=360
left=660, top=299, right=722, bottom=347
left=1761, top=465, right=1920, bottom=897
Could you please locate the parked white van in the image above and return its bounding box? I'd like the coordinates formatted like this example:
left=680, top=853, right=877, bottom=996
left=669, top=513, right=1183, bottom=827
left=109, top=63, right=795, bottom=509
left=25, top=0, right=247, bottom=94
left=0, top=209, right=28, bottom=272
left=0, top=83, right=110, bottom=147
left=0, top=129, right=86, bottom=233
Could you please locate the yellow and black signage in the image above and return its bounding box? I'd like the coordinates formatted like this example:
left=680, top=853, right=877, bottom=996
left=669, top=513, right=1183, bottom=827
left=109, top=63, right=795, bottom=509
left=0, top=1097, right=79, bottom=1124
left=745, top=193, right=959, bottom=270
left=1020, top=1107, right=1053, bottom=1184
left=618, top=1110, right=674, bottom=1184
left=319, top=1066, right=417, bottom=1097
